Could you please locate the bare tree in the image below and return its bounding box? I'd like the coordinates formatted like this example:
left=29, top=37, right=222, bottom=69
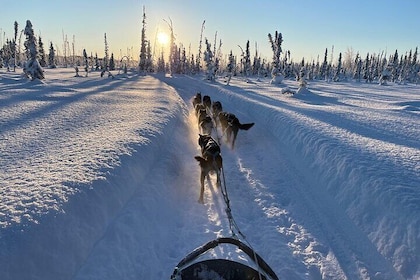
left=196, top=20, right=205, bottom=74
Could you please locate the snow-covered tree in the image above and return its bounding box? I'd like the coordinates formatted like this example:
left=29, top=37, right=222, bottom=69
left=62, top=33, right=68, bottom=67
left=38, top=36, right=47, bottom=67
left=353, top=53, right=362, bottom=82
left=23, top=20, right=44, bottom=80
left=203, top=38, right=216, bottom=81
left=109, top=53, right=115, bottom=71
left=83, top=49, right=88, bottom=76
left=268, top=31, right=283, bottom=84
left=101, top=34, right=113, bottom=78
left=138, top=6, right=148, bottom=73
left=320, top=48, right=328, bottom=80
left=363, top=53, right=372, bottom=82
left=268, top=31, right=282, bottom=70
left=243, top=40, right=251, bottom=76
left=225, top=50, right=235, bottom=85
left=103, top=33, right=109, bottom=71
left=13, top=21, right=18, bottom=71
left=0, top=39, right=14, bottom=70
left=196, top=20, right=205, bottom=74
left=146, top=40, right=153, bottom=72
left=164, top=18, right=178, bottom=76
left=48, top=42, right=56, bottom=68
left=333, top=52, right=343, bottom=82
left=252, top=46, right=262, bottom=77
left=94, top=53, right=100, bottom=71
left=379, top=65, right=391, bottom=85
left=0, top=49, right=3, bottom=68
left=157, top=51, right=165, bottom=73
left=391, top=49, right=399, bottom=82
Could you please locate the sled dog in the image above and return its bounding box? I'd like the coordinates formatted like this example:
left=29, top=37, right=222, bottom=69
left=197, top=107, right=210, bottom=128
left=218, top=112, right=254, bottom=149
left=211, top=101, right=223, bottom=117
left=199, top=115, right=214, bottom=135
left=192, top=92, right=202, bottom=108
left=195, top=134, right=222, bottom=203
left=203, top=95, right=212, bottom=110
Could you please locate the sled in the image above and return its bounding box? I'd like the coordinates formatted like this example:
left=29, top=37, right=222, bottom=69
left=170, top=237, right=279, bottom=280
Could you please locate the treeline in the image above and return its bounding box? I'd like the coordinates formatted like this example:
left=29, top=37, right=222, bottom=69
left=0, top=20, right=124, bottom=80
left=155, top=33, right=419, bottom=85
left=137, top=12, right=420, bottom=85
left=1, top=15, right=419, bottom=85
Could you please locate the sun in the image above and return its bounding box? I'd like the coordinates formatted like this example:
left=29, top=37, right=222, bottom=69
left=157, top=32, right=169, bottom=45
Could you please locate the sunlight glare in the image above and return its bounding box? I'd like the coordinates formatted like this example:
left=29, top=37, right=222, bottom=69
left=157, top=32, right=169, bottom=45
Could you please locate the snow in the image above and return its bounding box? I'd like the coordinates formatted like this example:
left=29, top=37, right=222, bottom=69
left=0, top=68, right=419, bottom=280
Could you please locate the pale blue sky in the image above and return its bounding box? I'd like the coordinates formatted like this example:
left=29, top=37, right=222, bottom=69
left=1, top=0, right=418, bottom=63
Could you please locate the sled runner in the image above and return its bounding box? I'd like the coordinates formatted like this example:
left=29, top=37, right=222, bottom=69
left=170, top=237, right=279, bottom=280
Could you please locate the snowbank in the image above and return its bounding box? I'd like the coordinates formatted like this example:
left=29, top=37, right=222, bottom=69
left=1, top=70, right=418, bottom=279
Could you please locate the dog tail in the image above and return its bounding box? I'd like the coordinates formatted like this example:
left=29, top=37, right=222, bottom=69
left=195, top=155, right=222, bottom=168
left=195, top=156, right=208, bottom=169
left=194, top=156, right=206, bottom=164
left=239, top=122, right=255, bottom=130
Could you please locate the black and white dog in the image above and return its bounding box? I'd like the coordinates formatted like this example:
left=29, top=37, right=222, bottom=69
left=195, top=134, right=223, bottom=203
left=217, top=112, right=254, bottom=149
left=192, top=92, right=202, bottom=108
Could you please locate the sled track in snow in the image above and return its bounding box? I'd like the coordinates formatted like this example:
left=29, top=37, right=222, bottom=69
left=160, top=74, right=403, bottom=279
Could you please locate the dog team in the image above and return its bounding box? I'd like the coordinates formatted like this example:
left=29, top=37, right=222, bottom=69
left=192, top=92, right=254, bottom=203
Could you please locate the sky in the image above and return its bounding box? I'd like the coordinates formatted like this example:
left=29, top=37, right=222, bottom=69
left=1, top=0, right=419, bottom=63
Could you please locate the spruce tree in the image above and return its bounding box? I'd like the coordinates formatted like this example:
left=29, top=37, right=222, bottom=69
left=333, top=52, right=342, bottom=81
left=320, top=48, right=328, bottom=80
left=363, top=53, right=371, bottom=82
left=408, top=47, right=418, bottom=82
left=353, top=53, right=362, bottom=82
left=83, top=49, right=88, bottom=76
left=196, top=20, right=205, bottom=74
left=23, top=20, right=44, bottom=80
left=244, top=40, right=251, bottom=76
left=268, top=31, right=282, bottom=70
left=13, top=21, right=18, bottom=71
left=203, top=38, right=215, bottom=81
left=146, top=40, right=153, bottom=72
left=225, top=50, right=235, bottom=85
left=38, top=36, right=47, bottom=67
left=138, top=6, right=148, bottom=73
left=157, top=51, right=165, bottom=73
left=391, top=50, right=399, bottom=82
left=48, top=42, right=56, bottom=68
left=101, top=33, right=113, bottom=77
left=94, top=53, right=100, bottom=70
left=109, top=53, right=115, bottom=70
left=268, top=31, right=283, bottom=83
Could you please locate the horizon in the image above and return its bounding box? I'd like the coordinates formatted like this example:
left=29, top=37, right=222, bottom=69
left=1, top=0, right=419, bottom=64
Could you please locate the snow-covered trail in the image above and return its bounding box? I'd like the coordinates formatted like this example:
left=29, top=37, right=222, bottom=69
left=1, top=70, right=416, bottom=279
left=158, top=75, right=403, bottom=279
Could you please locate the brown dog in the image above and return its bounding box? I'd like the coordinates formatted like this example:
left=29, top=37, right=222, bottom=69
left=195, top=134, right=223, bottom=203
